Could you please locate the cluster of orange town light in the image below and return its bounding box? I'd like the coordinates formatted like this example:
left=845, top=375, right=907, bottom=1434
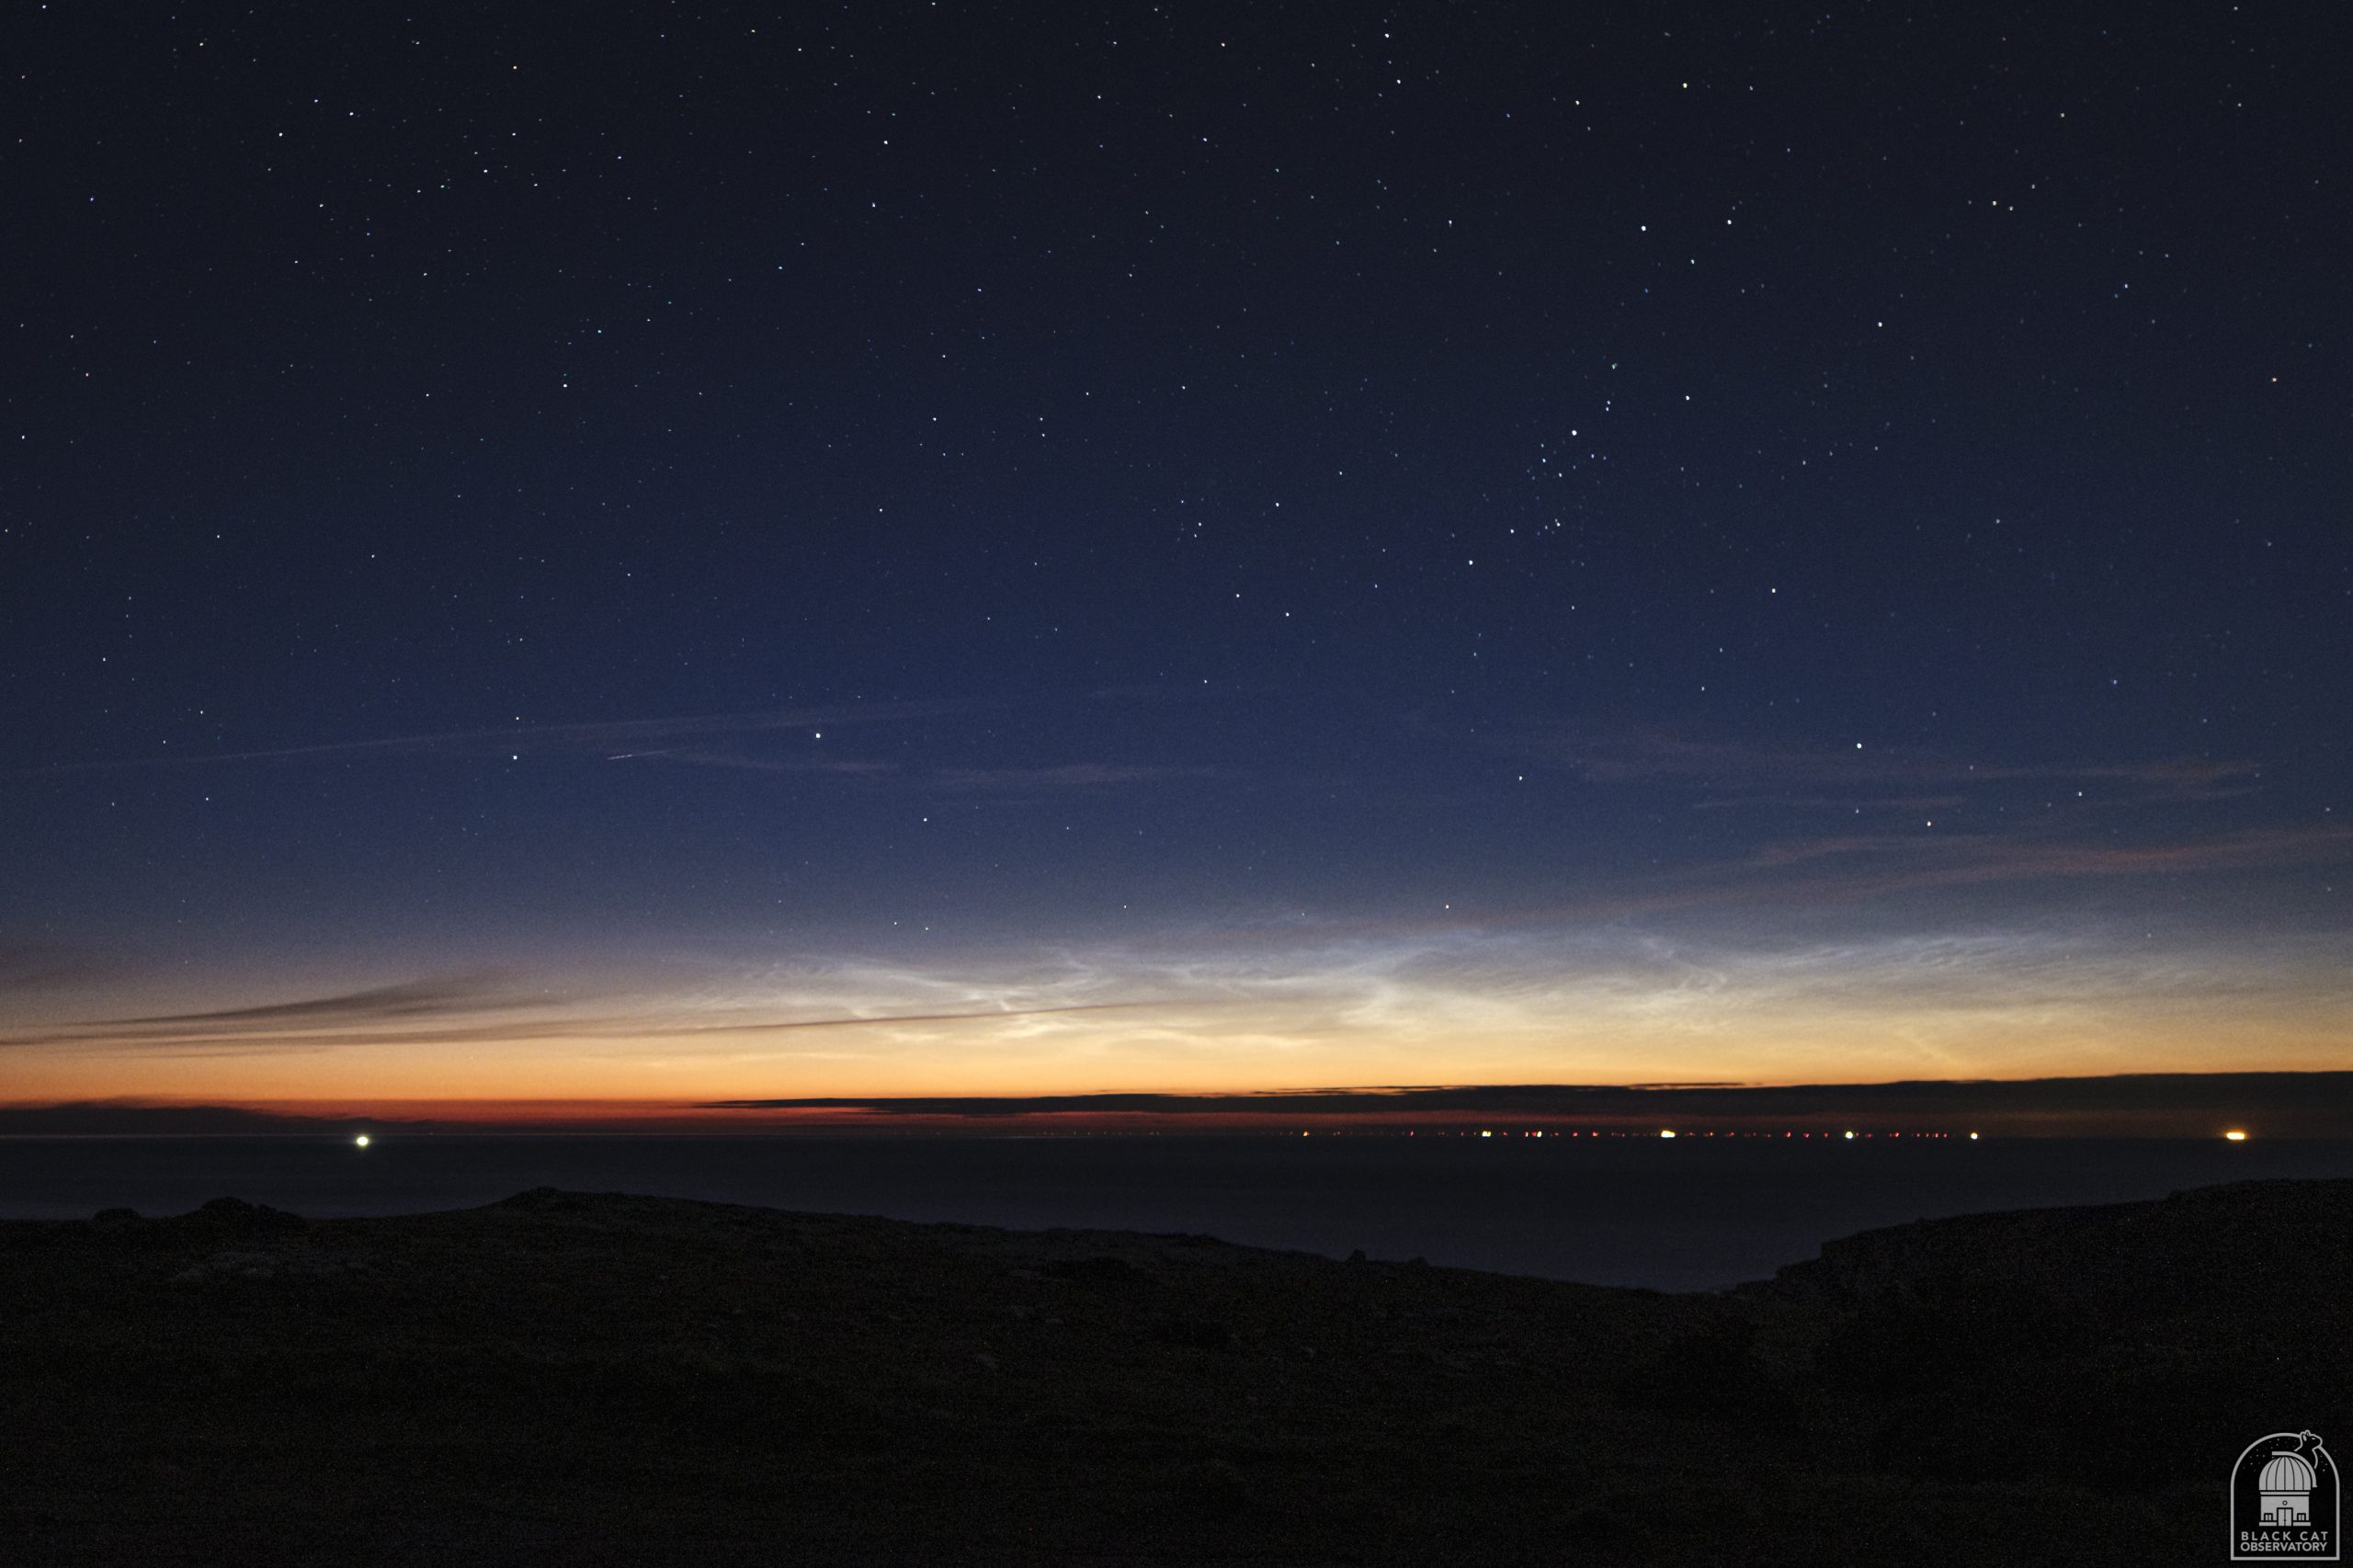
left=1319, top=1128, right=2252, bottom=1141
left=1357, top=1128, right=1989, bottom=1140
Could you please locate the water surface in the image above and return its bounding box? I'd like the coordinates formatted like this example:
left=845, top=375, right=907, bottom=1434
left=5, top=1133, right=2346, bottom=1290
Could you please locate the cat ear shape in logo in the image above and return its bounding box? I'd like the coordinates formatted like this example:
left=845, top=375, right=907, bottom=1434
left=2232, top=1431, right=2339, bottom=1562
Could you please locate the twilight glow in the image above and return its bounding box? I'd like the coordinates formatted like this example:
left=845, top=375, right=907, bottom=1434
left=5, top=5, right=2347, bottom=1133
left=5, top=714, right=2346, bottom=1127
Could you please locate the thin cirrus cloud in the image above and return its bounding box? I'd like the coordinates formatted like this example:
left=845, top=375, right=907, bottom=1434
left=15, top=694, right=1233, bottom=800
left=612, top=749, right=901, bottom=777
left=1542, top=727, right=2259, bottom=792
left=0, top=974, right=554, bottom=1054
left=1297, top=818, right=2352, bottom=934
left=17, top=685, right=1224, bottom=780
left=88, top=976, right=533, bottom=1028
left=687, top=1001, right=1186, bottom=1033
left=0, top=970, right=1188, bottom=1061
left=620, top=757, right=1222, bottom=790
left=1465, top=722, right=2333, bottom=914
left=15, top=699, right=986, bottom=776
left=1, top=699, right=2343, bottom=1096
left=3, top=907, right=2347, bottom=1095
left=1731, top=824, right=2352, bottom=901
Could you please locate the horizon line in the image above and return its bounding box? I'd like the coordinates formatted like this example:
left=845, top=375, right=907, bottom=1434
left=7, top=1069, right=2353, bottom=1138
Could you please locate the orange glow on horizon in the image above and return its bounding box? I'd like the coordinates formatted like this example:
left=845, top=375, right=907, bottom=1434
left=0, top=1091, right=2333, bottom=1140
left=6, top=919, right=2348, bottom=1131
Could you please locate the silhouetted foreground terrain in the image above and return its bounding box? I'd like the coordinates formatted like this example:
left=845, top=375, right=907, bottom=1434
left=4, top=1179, right=2347, bottom=1564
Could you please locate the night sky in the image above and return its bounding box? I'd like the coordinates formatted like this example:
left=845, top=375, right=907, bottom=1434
left=5, top=3, right=2347, bottom=1120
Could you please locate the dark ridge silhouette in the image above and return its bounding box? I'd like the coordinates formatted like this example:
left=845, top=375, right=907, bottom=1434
left=699, top=1069, right=2353, bottom=1135
left=4, top=1177, right=2344, bottom=1562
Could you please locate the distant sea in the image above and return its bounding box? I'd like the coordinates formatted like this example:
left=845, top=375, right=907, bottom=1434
left=5, top=1133, right=2349, bottom=1290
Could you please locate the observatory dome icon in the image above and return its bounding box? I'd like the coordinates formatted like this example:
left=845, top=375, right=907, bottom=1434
left=2260, top=1449, right=2318, bottom=1527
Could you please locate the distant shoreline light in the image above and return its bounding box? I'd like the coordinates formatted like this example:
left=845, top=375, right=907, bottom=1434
left=1283, top=1125, right=1981, bottom=1140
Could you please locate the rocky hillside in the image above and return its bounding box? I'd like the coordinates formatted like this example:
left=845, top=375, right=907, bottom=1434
left=4, top=1178, right=2345, bottom=1564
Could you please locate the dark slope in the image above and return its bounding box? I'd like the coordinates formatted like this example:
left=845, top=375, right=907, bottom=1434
left=4, top=1179, right=2346, bottom=1565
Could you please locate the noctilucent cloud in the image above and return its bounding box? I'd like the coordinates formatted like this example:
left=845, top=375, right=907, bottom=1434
left=4, top=5, right=2346, bottom=1119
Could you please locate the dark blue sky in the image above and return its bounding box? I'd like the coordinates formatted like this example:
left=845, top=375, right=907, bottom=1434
left=3, top=3, right=2346, bottom=1110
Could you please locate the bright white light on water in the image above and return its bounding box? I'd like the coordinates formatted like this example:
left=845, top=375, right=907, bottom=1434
left=354, top=1134, right=371, bottom=1149
left=2224, top=1130, right=2248, bottom=1142
left=1842, top=1130, right=1856, bottom=1141
left=1659, top=1129, right=1677, bottom=1139
left=1968, top=1131, right=1980, bottom=1141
